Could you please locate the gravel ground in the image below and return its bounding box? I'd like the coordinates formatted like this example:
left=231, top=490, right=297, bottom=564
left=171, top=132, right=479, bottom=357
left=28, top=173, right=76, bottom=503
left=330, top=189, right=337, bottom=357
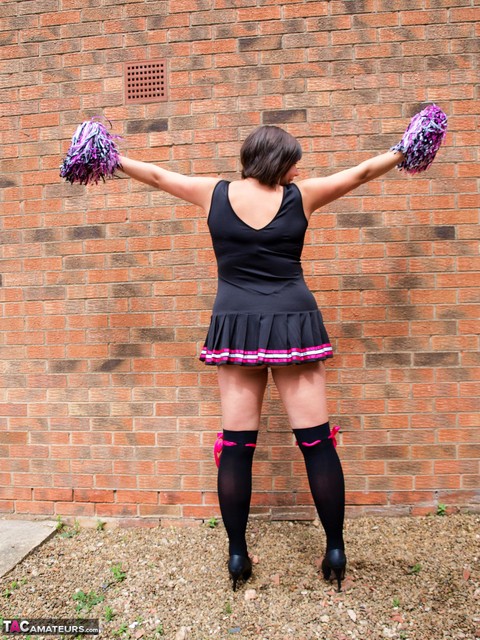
left=1, top=514, right=479, bottom=640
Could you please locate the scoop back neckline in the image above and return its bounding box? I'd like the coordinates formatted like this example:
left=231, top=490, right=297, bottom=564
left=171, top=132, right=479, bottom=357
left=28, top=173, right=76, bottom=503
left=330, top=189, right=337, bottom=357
left=225, top=181, right=287, bottom=232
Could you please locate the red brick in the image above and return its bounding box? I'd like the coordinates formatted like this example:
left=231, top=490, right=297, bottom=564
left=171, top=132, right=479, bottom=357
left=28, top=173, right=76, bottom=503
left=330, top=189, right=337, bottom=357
left=95, top=504, right=138, bottom=517
left=116, top=490, right=158, bottom=504
left=415, top=475, right=460, bottom=490
left=436, top=490, right=479, bottom=506
left=139, top=504, right=181, bottom=517
left=55, top=502, right=95, bottom=517
left=390, top=491, right=434, bottom=505
left=16, top=501, right=55, bottom=515
left=74, top=490, right=115, bottom=503
left=434, top=460, right=478, bottom=475
left=0, top=501, right=14, bottom=513
left=401, top=9, right=447, bottom=25
left=449, top=7, right=480, bottom=22
left=34, top=488, right=74, bottom=502
left=0, top=487, right=31, bottom=500
left=346, top=492, right=388, bottom=506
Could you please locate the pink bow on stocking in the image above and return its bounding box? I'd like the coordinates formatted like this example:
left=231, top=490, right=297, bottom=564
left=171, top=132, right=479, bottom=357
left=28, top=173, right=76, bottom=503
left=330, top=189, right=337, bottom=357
left=213, top=433, right=256, bottom=468
left=296, top=425, right=341, bottom=449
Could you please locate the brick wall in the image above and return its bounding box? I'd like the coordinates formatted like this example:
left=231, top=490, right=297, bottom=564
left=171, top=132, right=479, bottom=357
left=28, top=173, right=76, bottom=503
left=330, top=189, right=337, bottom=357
left=1, top=0, right=479, bottom=524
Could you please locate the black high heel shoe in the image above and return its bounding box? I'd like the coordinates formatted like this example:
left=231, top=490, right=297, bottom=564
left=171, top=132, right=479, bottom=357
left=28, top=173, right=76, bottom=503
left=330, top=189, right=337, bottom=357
left=321, top=549, right=346, bottom=592
left=228, top=555, right=252, bottom=592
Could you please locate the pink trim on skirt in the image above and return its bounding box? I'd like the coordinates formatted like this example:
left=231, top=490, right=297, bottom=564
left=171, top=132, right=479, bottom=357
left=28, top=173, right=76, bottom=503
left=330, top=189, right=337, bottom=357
left=200, top=343, right=333, bottom=366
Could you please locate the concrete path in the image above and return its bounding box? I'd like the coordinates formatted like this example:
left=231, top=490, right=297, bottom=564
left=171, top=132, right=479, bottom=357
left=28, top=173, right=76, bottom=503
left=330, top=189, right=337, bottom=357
left=0, top=519, right=57, bottom=578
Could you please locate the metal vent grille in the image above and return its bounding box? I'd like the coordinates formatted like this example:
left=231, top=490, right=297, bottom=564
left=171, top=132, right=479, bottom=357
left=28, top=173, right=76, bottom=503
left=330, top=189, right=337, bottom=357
left=124, top=60, right=167, bottom=104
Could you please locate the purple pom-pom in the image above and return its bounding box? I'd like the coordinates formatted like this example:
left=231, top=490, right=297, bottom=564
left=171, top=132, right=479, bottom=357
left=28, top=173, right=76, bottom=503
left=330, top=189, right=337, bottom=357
left=60, top=117, right=121, bottom=185
left=391, top=104, right=447, bottom=174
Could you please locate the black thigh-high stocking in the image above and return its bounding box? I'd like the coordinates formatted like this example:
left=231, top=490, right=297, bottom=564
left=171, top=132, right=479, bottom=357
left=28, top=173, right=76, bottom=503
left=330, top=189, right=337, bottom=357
left=293, top=422, right=345, bottom=551
left=217, top=429, right=258, bottom=557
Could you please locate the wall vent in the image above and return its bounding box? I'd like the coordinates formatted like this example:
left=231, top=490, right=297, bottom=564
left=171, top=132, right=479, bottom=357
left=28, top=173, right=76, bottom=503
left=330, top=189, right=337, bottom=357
left=124, top=60, right=167, bottom=104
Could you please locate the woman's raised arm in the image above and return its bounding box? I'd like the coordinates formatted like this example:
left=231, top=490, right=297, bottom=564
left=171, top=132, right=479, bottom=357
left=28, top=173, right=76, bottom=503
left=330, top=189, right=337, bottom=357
left=298, top=149, right=404, bottom=216
left=118, top=155, right=219, bottom=211
left=298, top=104, right=447, bottom=217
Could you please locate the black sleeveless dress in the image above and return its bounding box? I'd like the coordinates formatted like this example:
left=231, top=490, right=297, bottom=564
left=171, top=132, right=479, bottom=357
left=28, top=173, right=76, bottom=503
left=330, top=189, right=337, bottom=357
left=199, top=180, right=333, bottom=366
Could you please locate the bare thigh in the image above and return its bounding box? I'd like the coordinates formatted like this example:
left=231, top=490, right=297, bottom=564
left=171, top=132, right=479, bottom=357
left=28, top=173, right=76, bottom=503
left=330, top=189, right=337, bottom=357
left=216, top=365, right=269, bottom=431
left=271, top=361, right=329, bottom=430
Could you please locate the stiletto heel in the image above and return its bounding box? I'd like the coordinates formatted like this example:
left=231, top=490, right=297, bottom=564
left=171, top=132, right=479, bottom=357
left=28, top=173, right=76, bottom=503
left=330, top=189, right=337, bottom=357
left=321, top=549, right=346, bottom=592
left=228, top=555, right=252, bottom=592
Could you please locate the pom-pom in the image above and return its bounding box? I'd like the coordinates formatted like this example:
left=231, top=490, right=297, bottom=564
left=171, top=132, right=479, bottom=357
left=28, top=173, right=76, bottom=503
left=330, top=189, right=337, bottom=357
left=60, top=117, right=121, bottom=185
left=391, top=104, right=447, bottom=174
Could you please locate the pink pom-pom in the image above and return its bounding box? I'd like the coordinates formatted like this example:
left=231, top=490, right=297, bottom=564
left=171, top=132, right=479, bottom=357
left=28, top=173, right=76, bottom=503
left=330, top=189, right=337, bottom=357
left=391, top=104, right=447, bottom=174
left=60, top=117, right=122, bottom=185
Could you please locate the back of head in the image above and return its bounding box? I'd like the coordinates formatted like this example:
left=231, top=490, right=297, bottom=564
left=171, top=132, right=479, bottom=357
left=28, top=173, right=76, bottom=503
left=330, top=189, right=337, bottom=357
left=240, top=126, right=302, bottom=187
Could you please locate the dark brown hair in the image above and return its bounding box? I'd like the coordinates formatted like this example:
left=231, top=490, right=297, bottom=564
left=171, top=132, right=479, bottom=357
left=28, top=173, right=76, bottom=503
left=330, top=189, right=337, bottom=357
left=240, top=125, right=302, bottom=187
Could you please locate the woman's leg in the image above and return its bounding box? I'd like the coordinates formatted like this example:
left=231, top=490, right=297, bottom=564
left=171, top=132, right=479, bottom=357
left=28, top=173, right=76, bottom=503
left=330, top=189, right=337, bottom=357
left=217, top=364, right=268, bottom=431
left=216, top=365, right=268, bottom=557
left=270, top=360, right=328, bottom=429
left=271, top=361, right=345, bottom=553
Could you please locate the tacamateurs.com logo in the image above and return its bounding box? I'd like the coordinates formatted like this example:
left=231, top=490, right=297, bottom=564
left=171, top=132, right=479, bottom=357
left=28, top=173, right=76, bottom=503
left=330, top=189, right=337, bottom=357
left=2, top=618, right=100, bottom=635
